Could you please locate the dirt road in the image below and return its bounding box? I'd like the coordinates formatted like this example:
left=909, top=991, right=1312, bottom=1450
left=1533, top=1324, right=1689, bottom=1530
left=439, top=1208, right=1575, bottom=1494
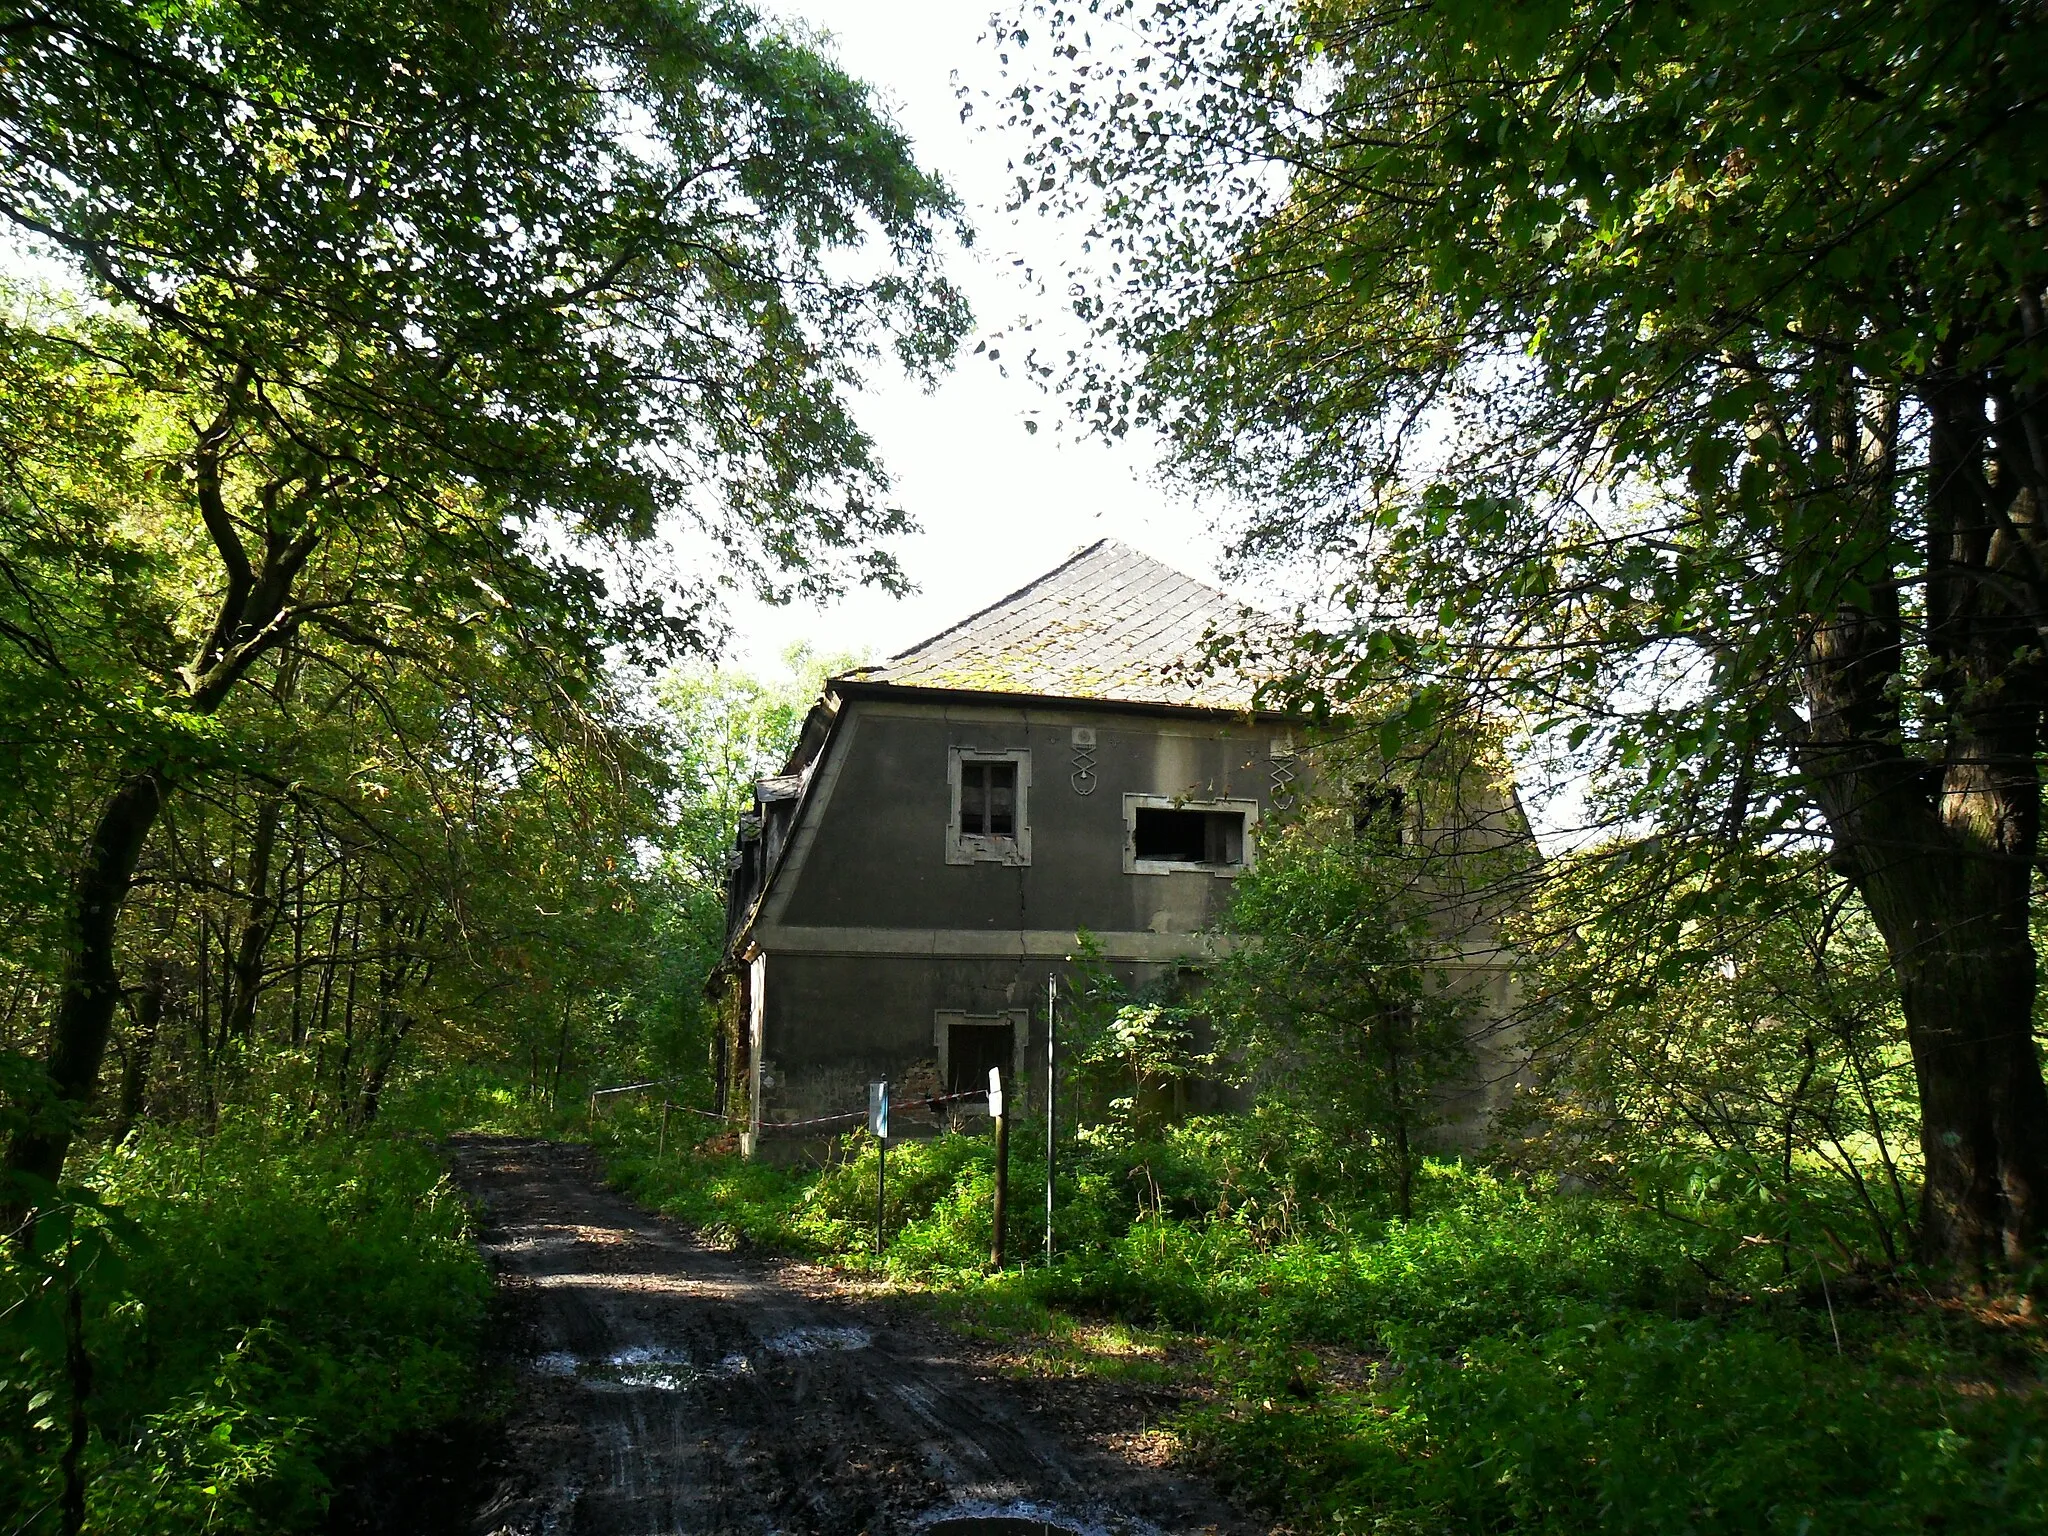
left=447, top=1137, right=1260, bottom=1536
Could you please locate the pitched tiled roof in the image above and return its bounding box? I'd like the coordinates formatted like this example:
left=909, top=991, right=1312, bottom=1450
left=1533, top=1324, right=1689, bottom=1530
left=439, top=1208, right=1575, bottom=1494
left=839, top=540, right=1262, bottom=711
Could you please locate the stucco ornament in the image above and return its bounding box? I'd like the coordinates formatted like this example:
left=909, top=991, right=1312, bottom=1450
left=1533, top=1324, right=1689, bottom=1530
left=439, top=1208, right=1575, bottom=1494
left=1269, top=742, right=1298, bottom=811
left=1070, top=726, right=1098, bottom=795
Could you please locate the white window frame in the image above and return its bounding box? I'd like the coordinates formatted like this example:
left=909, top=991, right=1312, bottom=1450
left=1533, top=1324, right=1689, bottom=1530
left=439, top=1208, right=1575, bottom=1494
left=1123, top=793, right=1259, bottom=877
left=946, top=747, right=1032, bottom=866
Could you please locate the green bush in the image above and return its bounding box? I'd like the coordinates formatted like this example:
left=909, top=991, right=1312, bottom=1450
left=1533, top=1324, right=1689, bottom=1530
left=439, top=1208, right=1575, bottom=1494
left=1, top=1125, right=491, bottom=1535
left=1185, top=1315, right=2048, bottom=1534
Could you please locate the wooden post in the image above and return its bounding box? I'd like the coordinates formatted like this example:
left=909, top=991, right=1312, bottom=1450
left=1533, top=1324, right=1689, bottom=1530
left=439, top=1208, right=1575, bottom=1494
left=658, top=1098, right=670, bottom=1159
left=989, top=1066, right=1008, bottom=1269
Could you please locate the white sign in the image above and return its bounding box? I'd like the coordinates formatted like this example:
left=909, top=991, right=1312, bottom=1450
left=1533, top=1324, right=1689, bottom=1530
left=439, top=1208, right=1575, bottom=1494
left=986, top=1066, right=1003, bottom=1119
left=868, top=1080, right=889, bottom=1139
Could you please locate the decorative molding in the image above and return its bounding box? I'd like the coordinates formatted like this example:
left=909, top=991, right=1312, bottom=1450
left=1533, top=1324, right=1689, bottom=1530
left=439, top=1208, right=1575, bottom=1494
left=1268, top=737, right=1299, bottom=812
left=1069, top=725, right=1098, bottom=795
left=754, top=925, right=1233, bottom=962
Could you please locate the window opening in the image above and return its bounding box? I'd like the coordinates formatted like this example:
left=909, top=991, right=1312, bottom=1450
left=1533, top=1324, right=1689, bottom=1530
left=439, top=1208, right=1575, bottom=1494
left=1353, top=784, right=1406, bottom=844
left=1133, top=806, right=1246, bottom=867
left=960, top=760, right=1017, bottom=838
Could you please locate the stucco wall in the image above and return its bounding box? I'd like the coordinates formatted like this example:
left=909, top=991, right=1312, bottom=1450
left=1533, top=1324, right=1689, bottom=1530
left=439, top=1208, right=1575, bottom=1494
left=770, top=699, right=1291, bottom=938
left=736, top=693, right=1534, bottom=1156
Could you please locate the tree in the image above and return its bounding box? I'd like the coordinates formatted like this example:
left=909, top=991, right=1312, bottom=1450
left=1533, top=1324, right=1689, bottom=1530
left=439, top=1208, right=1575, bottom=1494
left=1, top=0, right=966, bottom=1203
left=1511, top=848, right=1920, bottom=1268
left=1211, top=819, right=1475, bottom=1220
left=997, top=1, right=2048, bottom=1272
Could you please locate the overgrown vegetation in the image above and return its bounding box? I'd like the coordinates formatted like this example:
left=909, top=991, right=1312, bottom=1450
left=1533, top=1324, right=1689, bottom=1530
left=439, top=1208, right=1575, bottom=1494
left=600, top=1101, right=2048, bottom=1534
left=0, top=1127, right=489, bottom=1534
left=6, top=1, right=2048, bottom=1532
left=0, top=2, right=960, bottom=1529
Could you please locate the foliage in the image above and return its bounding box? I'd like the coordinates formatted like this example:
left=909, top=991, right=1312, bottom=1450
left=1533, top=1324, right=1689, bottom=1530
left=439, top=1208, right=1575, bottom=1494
left=0, top=0, right=969, bottom=1197
left=992, top=0, right=2048, bottom=1268
left=0, top=1126, right=490, bottom=1535
left=1211, top=820, right=1477, bottom=1217
left=659, top=645, right=865, bottom=888
left=1510, top=846, right=1921, bottom=1268
left=1058, top=933, right=1215, bottom=1136
left=1186, top=1313, right=2048, bottom=1535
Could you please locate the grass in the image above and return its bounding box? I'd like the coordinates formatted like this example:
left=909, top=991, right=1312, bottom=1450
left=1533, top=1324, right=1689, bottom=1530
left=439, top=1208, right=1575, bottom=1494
left=593, top=1100, right=2048, bottom=1535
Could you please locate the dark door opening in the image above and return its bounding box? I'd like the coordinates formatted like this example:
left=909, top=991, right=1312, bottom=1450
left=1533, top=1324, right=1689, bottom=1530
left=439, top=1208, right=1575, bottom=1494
left=947, top=1023, right=1013, bottom=1098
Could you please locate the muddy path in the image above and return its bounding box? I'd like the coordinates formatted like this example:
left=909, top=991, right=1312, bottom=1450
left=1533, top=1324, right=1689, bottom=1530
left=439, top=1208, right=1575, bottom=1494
left=448, top=1137, right=1263, bottom=1536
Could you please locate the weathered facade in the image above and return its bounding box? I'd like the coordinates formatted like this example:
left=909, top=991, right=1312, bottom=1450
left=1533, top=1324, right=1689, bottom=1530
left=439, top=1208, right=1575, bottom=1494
left=714, top=539, right=1531, bottom=1156
left=715, top=541, right=1302, bottom=1153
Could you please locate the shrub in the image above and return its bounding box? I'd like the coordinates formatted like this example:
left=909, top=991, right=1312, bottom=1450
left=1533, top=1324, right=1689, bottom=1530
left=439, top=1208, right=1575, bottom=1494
left=1, top=1125, right=491, bottom=1535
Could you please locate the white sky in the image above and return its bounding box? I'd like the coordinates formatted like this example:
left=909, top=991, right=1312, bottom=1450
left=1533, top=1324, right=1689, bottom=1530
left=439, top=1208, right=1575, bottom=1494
left=721, top=0, right=1227, bottom=675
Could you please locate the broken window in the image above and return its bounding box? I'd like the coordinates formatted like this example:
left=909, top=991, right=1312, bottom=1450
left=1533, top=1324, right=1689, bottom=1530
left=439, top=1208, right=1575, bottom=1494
left=959, top=759, right=1017, bottom=838
left=947, top=748, right=1031, bottom=865
left=946, top=1022, right=1013, bottom=1097
left=1125, top=796, right=1256, bottom=873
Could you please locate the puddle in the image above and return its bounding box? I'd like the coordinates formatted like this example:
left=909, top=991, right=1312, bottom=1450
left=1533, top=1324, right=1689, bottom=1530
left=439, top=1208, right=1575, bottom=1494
left=763, top=1324, right=872, bottom=1357
left=606, top=1345, right=695, bottom=1391
left=526, top=1342, right=758, bottom=1392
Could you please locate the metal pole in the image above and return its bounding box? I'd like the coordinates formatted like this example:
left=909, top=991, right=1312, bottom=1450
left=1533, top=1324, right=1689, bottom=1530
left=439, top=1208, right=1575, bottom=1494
left=1045, top=972, right=1057, bottom=1267
left=869, top=1079, right=889, bottom=1256
left=990, top=1068, right=1009, bottom=1270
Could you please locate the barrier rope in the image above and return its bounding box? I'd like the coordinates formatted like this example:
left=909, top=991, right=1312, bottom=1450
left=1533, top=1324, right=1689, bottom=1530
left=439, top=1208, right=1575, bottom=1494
left=583, top=1081, right=992, bottom=1133
left=758, top=1086, right=989, bottom=1133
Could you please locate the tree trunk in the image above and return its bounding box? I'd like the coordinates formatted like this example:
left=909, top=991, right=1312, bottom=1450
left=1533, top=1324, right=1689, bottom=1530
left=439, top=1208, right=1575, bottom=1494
left=222, top=793, right=283, bottom=1043
left=357, top=1014, right=413, bottom=1129
left=3, top=772, right=165, bottom=1205
left=111, top=959, right=166, bottom=1142
left=1851, top=840, right=2048, bottom=1271
left=1797, top=359, right=2048, bottom=1275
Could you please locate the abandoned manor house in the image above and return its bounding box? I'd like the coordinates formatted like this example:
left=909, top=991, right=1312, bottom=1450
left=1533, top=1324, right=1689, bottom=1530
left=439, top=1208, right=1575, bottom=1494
left=711, top=539, right=1525, bottom=1155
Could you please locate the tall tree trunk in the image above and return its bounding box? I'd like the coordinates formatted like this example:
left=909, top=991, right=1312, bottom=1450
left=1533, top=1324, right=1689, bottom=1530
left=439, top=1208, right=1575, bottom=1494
left=2, top=773, right=164, bottom=1203
left=3, top=378, right=315, bottom=1205
left=222, top=793, right=283, bottom=1043
left=111, top=958, right=166, bottom=1142
left=1824, top=770, right=2048, bottom=1269
left=1798, top=358, right=2048, bottom=1274
left=357, top=1014, right=413, bottom=1129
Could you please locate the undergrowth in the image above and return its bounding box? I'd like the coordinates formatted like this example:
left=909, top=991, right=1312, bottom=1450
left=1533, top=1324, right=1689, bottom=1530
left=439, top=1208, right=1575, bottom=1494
left=1, top=1124, right=492, bottom=1535
left=597, top=1101, right=2048, bottom=1534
